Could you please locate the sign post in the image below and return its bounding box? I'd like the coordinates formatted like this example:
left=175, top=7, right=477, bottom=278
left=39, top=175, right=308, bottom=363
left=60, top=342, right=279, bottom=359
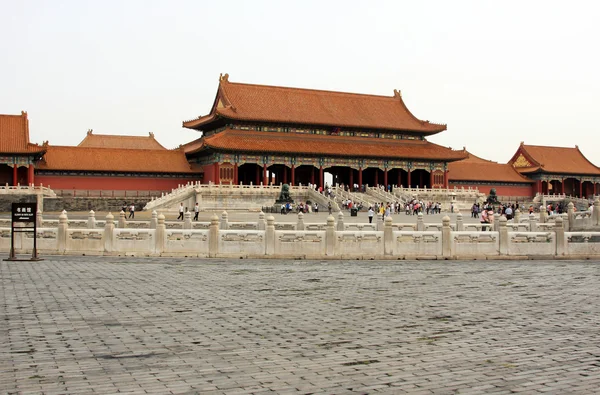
left=5, top=202, right=43, bottom=261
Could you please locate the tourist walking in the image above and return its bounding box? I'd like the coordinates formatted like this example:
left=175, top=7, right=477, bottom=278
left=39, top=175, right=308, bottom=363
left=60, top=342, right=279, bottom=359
left=128, top=203, right=135, bottom=219
left=177, top=203, right=184, bottom=220
left=368, top=207, right=374, bottom=223
left=193, top=202, right=199, bottom=221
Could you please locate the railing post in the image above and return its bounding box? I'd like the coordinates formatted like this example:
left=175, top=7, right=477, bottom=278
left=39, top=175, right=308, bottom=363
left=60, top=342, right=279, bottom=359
left=118, top=210, right=127, bottom=229
left=529, top=213, right=537, bottom=232
left=456, top=211, right=464, bottom=231
left=567, top=202, right=574, bottom=231
left=384, top=216, right=393, bottom=256
left=150, top=211, right=158, bottom=229
left=57, top=211, right=68, bottom=253
left=265, top=215, right=275, bottom=256
left=337, top=211, right=345, bottom=231
left=326, top=215, right=335, bottom=256
left=498, top=216, right=508, bottom=256
left=442, top=215, right=452, bottom=259
left=593, top=198, right=600, bottom=226
left=297, top=212, right=305, bottom=231
left=104, top=212, right=114, bottom=253
left=257, top=211, right=266, bottom=231
left=540, top=203, right=548, bottom=224
left=36, top=209, right=43, bottom=229
left=155, top=213, right=166, bottom=254
left=220, top=211, right=229, bottom=230
left=555, top=216, right=565, bottom=256
left=87, top=210, right=96, bottom=229
left=179, top=209, right=191, bottom=229
left=417, top=212, right=424, bottom=231
left=209, top=214, right=219, bottom=257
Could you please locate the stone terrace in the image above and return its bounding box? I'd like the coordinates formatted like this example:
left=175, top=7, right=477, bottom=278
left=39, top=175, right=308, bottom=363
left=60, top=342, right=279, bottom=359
left=1, top=258, right=600, bottom=394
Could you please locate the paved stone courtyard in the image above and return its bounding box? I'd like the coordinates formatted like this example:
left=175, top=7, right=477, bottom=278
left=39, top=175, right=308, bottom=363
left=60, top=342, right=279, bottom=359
left=1, top=258, right=600, bottom=394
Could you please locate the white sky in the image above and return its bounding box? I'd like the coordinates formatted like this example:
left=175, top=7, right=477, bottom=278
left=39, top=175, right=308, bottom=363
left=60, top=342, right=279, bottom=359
left=2, top=1, right=599, bottom=165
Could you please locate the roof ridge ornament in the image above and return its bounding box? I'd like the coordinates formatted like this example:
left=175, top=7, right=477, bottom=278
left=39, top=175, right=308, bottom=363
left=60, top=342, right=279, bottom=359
left=219, top=73, right=229, bottom=82
left=393, top=89, right=401, bottom=98
left=149, top=132, right=154, bottom=138
left=87, top=129, right=93, bottom=135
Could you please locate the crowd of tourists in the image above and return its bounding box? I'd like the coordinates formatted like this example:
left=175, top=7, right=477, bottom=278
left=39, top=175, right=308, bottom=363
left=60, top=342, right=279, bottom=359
left=280, top=201, right=322, bottom=215
left=473, top=201, right=571, bottom=226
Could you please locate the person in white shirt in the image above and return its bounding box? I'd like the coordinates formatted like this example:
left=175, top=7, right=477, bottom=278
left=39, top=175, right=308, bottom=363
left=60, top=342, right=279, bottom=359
left=368, top=207, right=374, bottom=223
left=178, top=203, right=184, bottom=220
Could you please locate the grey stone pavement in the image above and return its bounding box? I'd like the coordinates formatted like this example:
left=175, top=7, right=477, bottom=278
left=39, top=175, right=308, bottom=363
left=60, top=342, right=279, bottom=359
left=1, top=258, right=600, bottom=395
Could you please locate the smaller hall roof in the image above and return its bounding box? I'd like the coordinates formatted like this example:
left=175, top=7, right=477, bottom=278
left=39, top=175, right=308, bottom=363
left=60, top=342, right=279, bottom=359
left=0, top=112, right=46, bottom=154
left=510, top=143, right=600, bottom=176
left=448, top=150, right=532, bottom=183
left=77, top=130, right=166, bottom=150
left=182, top=129, right=466, bottom=161
left=37, top=146, right=194, bottom=174
left=183, top=74, right=447, bottom=134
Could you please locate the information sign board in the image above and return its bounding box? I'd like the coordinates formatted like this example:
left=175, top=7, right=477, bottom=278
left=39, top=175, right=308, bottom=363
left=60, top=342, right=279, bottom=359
left=12, top=202, right=37, bottom=223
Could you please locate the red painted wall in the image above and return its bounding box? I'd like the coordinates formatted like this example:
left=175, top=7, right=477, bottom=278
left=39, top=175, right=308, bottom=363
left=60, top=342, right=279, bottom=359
left=450, top=182, right=533, bottom=197
left=35, top=175, right=200, bottom=191
left=200, top=164, right=216, bottom=184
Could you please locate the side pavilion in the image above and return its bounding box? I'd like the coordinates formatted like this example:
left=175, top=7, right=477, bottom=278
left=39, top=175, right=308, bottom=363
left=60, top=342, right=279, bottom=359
left=182, top=74, right=466, bottom=190
left=508, top=143, right=600, bottom=198
left=0, top=112, right=46, bottom=186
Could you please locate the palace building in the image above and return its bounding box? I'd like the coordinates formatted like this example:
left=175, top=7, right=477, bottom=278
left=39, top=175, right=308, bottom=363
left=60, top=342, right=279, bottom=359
left=0, top=112, right=47, bottom=186
left=447, top=150, right=534, bottom=197
left=508, top=143, right=600, bottom=197
left=0, top=113, right=197, bottom=192
left=181, top=74, right=466, bottom=189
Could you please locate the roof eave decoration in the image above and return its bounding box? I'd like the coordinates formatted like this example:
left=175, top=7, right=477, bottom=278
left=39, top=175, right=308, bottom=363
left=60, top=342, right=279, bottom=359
left=393, top=89, right=447, bottom=134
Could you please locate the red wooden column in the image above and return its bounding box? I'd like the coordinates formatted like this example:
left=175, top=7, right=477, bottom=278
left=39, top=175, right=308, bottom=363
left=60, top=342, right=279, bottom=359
left=358, top=168, right=363, bottom=188
left=319, top=166, right=324, bottom=189
left=291, top=165, right=295, bottom=186
left=561, top=179, right=565, bottom=194
left=383, top=169, right=388, bottom=188
left=233, top=163, right=239, bottom=184
left=407, top=170, right=412, bottom=188
left=398, top=170, right=402, bottom=187
left=214, top=163, right=220, bottom=184
left=255, top=165, right=260, bottom=185
left=579, top=179, right=583, bottom=197
left=443, top=170, right=449, bottom=188
left=283, top=166, right=288, bottom=184
left=374, top=170, right=379, bottom=187
left=429, top=171, right=434, bottom=188
left=594, top=182, right=597, bottom=196
left=13, top=165, right=18, bottom=186
left=28, top=164, right=34, bottom=186
left=263, top=165, right=268, bottom=185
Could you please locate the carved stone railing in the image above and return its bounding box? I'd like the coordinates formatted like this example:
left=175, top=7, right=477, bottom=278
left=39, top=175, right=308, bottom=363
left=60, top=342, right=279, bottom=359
left=0, top=184, right=56, bottom=197
left=4, top=210, right=600, bottom=259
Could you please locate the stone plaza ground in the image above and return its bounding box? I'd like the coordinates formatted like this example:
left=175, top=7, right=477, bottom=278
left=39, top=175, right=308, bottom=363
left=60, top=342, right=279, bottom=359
left=1, top=257, right=600, bottom=394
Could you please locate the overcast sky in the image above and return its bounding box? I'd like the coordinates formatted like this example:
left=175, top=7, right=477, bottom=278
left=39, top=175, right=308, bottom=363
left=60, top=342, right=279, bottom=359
left=2, top=1, right=599, bottom=165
